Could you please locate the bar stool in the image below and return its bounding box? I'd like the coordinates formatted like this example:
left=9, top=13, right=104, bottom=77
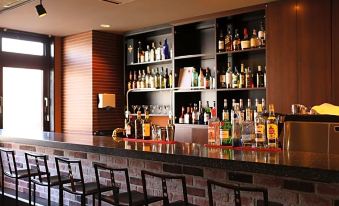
left=141, top=170, right=198, bottom=206
left=207, top=179, right=269, bottom=206
left=94, top=163, right=162, bottom=206
left=25, top=153, right=73, bottom=206
left=0, top=148, right=38, bottom=205
left=55, top=157, right=107, bottom=206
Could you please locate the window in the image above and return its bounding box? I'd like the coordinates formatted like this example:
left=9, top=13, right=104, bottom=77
left=1, top=37, right=44, bottom=56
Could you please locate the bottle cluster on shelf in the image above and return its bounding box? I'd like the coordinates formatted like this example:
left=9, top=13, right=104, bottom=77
left=127, top=66, right=173, bottom=90
left=219, top=63, right=266, bottom=89
left=218, top=21, right=266, bottom=52
left=189, top=67, right=217, bottom=89
left=135, top=39, right=172, bottom=63
left=209, top=98, right=279, bottom=149
left=178, top=100, right=217, bottom=125
left=125, top=110, right=175, bottom=141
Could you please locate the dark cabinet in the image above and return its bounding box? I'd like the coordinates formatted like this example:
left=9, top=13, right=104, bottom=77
left=333, top=0, right=339, bottom=105
left=267, top=0, right=333, bottom=113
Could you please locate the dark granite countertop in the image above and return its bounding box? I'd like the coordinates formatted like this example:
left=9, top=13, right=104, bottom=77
left=0, top=130, right=339, bottom=183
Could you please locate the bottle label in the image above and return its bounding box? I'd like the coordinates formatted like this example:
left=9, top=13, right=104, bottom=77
left=255, top=124, right=265, bottom=134
left=267, top=124, right=278, bottom=140
left=143, top=124, right=151, bottom=136
left=219, top=75, right=226, bottom=86
left=204, top=113, right=210, bottom=123
left=258, top=31, right=264, bottom=39
left=184, top=115, right=190, bottom=124
left=125, top=125, right=131, bottom=135
left=220, top=130, right=229, bottom=140
left=226, top=73, right=232, bottom=87
left=179, top=117, right=184, bottom=124
left=218, top=41, right=225, bottom=50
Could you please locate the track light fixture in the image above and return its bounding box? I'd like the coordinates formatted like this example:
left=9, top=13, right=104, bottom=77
left=36, top=0, right=47, bottom=17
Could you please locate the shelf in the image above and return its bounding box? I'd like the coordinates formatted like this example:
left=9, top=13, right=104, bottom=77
left=130, top=114, right=169, bottom=117
left=127, top=88, right=173, bottom=93
left=217, top=87, right=266, bottom=92
left=174, top=124, right=208, bottom=128
left=216, top=47, right=265, bottom=56
left=174, top=53, right=215, bottom=60
left=127, top=59, right=172, bottom=66
left=174, top=88, right=216, bottom=93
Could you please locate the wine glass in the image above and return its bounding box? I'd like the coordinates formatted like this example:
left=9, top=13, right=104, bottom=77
left=150, top=105, right=156, bottom=114
left=142, top=105, right=149, bottom=113
left=163, top=105, right=170, bottom=115
left=157, top=105, right=163, bottom=114
left=137, top=105, right=142, bottom=112
left=131, top=105, right=138, bottom=114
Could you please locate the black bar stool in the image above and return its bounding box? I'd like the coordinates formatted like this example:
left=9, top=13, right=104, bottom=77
left=25, top=153, right=73, bottom=206
left=207, top=179, right=269, bottom=206
left=55, top=157, right=105, bottom=206
left=0, top=148, right=38, bottom=205
left=94, top=163, right=162, bottom=206
left=141, top=170, right=198, bottom=206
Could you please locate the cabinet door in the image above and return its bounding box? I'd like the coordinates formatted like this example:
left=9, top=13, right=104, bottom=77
left=333, top=0, right=339, bottom=105
left=297, top=0, right=331, bottom=107
left=267, top=0, right=298, bottom=113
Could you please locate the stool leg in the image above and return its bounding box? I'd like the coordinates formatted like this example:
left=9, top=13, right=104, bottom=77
left=15, top=178, right=18, bottom=205
left=29, top=178, right=32, bottom=205
left=81, top=195, right=86, bottom=206
left=33, top=182, right=36, bottom=206
left=59, top=186, right=63, bottom=206
left=48, top=185, right=51, bottom=206
left=98, top=193, right=101, bottom=206
left=1, top=172, right=4, bottom=202
left=92, top=194, right=95, bottom=206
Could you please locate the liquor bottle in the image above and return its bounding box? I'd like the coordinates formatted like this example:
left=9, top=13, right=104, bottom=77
left=198, top=101, right=204, bottom=125
left=164, top=68, right=170, bottom=88
left=230, top=99, right=236, bottom=124
left=192, top=103, right=199, bottom=124
left=239, top=64, right=245, bottom=88
left=241, top=102, right=255, bottom=147
left=245, top=99, right=254, bottom=122
left=245, top=67, right=253, bottom=88
left=191, top=67, right=199, bottom=88
left=155, top=68, right=160, bottom=89
left=222, top=99, right=229, bottom=121
left=163, top=38, right=170, bottom=59
left=169, top=69, right=173, bottom=88
left=124, top=110, right=133, bottom=138
left=220, top=106, right=232, bottom=146
left=258, top=21, right=266, bottom=47
left=149, top=68, right=155, bottom=88
left=132, top=70, right=137, bottom=89
left=232, top=103, right=242, bottom=147
left=255, top=104, right=266, bottom=148
left=158, top=67, right=163, bottom=89
left=142, top=110, right=152, bottom=140
left=233, top=29, right=241, bottom=50
left=239, top=99, right=245, bottom=121
left=134, top=111, right=143, bottom=139
left=137, top=41, right=142, bottom=63
left=198, top=68, right=205, bottom=88
left=208, top=107, right=220, bottom=145
left=150, top=42, right=156, bottom=62
left=232, top=66, right=239, bottom=88
left=218, top=30, right=225, bottom=52
left=145, top=45, right=150, bottom=62
left=267, top=104, right=278, bottom=148
left=140, top=70, right=146, bottom=88
left=145, top=67, right=150, bottom=88
left=254, top=98, right=259, bottom=120
left=256, top=66, right=265, bottom=87
left=250, top=29, right=259, bottom=48
left=166, top=115, right=175, bottom=142
left=241, top=28, right=250, bottom=50
left=137, top=70, right=141, bottom=88
left=127, top=70, right=133, bottom=90
left=219, top=65, right=226, bottom=88
left=226, top=62, right=233, bottom=89
left=225, top=25, right=233, bottom=51
left=156, top=41, right=162, bottom=61
left=184, top=106, right=191, bottom=124
left=204, top=101, right=210, bottom=125
left=179, top=106, right=185, bottom=124
left=204, top=68, right=211, bottom=89
left=261, top=98, right=266, bottom=114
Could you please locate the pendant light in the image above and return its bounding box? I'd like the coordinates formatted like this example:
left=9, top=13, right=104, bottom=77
left=36, top=0, right=47, bottom=17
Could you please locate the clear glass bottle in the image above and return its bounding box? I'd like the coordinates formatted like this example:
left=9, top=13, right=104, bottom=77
left=150, top=42, right=156, bottom=62
left=245, top=99, right=253, bottom=122
left=258, top=21, right=266, bottom=47
left=232, top=104, right=242, bottom=147
left=156, top=41, right=162, bottom=61
left=267, top=104, right=278, bottom=148
left=222, top=99, right=229, bottom=121
left=125, top=110, right=133, bottom=138
left=232, top=66, right=239, bottom=88
left=230, top=99, right=236, bottom=124
left=179, top=106, right=185, bottom=124
left=142, top=111, right=152, bottom=140
left=145, top=45, right=150, bottom=62
left=198, top=68, right=205, bottom=88
left=208, top=108, right=220, bottom=145
left=255, top=104, right=266, bottom=148
left=134, top=111, right=143, bottom=139
left=239, top=99, right=245, bottom=121
left=184, top=106, right=191, bottom=124
left=226, top=62, right=233, bottom=89
left=239, top=64, right=245, bottom=88
left=241, top=100, right=255, bottom=147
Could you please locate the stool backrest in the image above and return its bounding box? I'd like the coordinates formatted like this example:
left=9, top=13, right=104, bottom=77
left=207, top=179, right=269, bottom=206
left=55, top=157, right=84, bottom=193
left=141, top=170, right=189, bottom=206
left=94, top=163, right=130, bottom=204
left=0, top=148, right=18, bottom=176
left=25, top=153, right=49, bottom=184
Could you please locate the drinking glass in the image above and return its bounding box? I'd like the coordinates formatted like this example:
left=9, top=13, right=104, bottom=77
left=131, top=105, right=138, bottom=114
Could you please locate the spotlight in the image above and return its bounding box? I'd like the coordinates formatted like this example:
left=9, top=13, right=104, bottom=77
left=36, top=0, right=47, bottom=17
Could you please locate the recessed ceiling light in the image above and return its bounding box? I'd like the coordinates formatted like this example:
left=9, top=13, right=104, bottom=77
left=100, top=24, right=111, bottom=28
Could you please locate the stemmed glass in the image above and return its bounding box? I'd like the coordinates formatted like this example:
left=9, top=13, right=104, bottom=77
left=131, top=105, right=138, bottom=114
left=157, top=105, right=163, bottom=114
left=164, top=105, right=170, bottom=115
left=142, top=105, right=149, bottom=113
left=150, top=105, right=156, bottom=114
left=137, top=105, right=142, bottom=112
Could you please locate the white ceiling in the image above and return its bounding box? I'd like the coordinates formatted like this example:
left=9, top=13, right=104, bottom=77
left=0, top=0, right=274, bottom=37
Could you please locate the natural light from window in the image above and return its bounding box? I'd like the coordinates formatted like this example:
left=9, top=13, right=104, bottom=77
left=3, top=67, right=44, bottom=132
left=1, top=37, right=44, bottom=56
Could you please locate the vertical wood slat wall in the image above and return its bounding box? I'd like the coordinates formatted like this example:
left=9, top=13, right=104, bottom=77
left=62, top=31, right=123, bottom=134
left=333, top=0, right=339, bottom=105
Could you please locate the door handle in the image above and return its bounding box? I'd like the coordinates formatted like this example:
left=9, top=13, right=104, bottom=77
left=44, top=97, right=50, bottom=122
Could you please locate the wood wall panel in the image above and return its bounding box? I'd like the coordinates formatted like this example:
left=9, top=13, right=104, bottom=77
left=267, top=0, right=298, bottom=113
left=333, top=0, right=339, bottom=105
left=54, top=36, right=62, bottom=132
left=92, top=31, right=124, bottom=131
left=297, top=0, right=332, bottom=107
left=62, top=32, right=93, bottom=134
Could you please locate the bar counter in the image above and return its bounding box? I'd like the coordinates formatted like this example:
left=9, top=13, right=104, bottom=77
left=1, top=130, right=339, bottom=205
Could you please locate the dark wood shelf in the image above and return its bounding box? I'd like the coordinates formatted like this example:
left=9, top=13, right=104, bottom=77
left=216, top=47, right=265, bottom=56
left=217, top=87, right=266, bottom=92
left=127, top=88, right=173, bottom=93
left=130, top=114, right=168, bottom=117
left=127, top=59, right=172, bottom=66
left=174, top=53, right=214, bottom=60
